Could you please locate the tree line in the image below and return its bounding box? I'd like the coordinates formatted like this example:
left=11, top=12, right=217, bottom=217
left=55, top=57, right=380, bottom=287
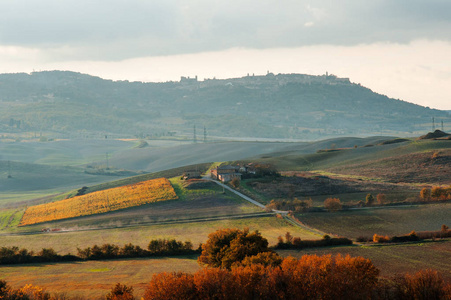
left=0, top=239, right=198, bottom=265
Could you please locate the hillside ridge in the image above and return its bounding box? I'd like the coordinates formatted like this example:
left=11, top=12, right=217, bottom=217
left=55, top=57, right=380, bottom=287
left=1, top=70, right=448, bottom=139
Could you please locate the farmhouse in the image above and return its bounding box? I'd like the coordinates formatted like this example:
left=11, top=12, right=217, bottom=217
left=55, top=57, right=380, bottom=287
left=182, top=171, right=202, bottom=180
left=211, top=165, right=242, bottom=183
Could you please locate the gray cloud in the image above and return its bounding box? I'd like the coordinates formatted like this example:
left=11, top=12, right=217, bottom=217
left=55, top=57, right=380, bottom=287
left=0, top=0, right=450, bottom=60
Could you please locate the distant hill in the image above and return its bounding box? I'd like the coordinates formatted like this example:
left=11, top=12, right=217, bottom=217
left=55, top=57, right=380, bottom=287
left=0, top=71, right=448, bottom=139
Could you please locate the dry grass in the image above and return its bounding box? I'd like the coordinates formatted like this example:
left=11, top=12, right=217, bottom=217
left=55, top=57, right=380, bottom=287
left=298, top=203, right=451, bottom=239
left=279, top=240, right=451, bottom=282
left=0, top=256, right=200, bottom=299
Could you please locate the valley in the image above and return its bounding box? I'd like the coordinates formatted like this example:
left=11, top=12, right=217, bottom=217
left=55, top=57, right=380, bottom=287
left=0, top=132, right=450, bottom=298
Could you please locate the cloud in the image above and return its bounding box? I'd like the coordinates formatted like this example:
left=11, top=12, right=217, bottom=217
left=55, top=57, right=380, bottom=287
left=0, top=0, right=450, bottom=61
left=3, top=39, right=449, bottom=110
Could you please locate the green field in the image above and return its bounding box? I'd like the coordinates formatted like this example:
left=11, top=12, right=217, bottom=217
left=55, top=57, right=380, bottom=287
left=0, top=215, right=319, bottom=253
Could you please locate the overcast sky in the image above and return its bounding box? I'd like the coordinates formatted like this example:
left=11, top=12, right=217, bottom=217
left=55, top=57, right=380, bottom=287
left=1, top=0, right=450, bottom=109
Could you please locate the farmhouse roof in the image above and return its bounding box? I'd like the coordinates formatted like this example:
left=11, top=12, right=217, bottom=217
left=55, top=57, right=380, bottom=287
left=218, top=165, right=237, bottom=170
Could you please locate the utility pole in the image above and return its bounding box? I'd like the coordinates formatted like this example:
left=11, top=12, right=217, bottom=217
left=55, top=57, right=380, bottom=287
left=7, top=160, right=11, bottom=178
left=432, top=117, right=435, bottom=131
left=441, top=120, right=444, bottom=131
left=193, top=125, right=197, bottom=143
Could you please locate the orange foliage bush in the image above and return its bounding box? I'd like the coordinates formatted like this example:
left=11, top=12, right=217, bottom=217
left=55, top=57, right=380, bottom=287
left=144, top=254, right=379, bottom=300
left=20, top=178, right=178, bottom=226
left=324, top=197, right=342, bottom=211
left=373, top=234, right=390, bottom=243
left=391, top=269, right=449, bottom=299
left=144, top=272, right=196, bottom=300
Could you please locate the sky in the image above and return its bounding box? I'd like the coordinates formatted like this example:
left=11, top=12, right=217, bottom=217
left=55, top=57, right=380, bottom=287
left=0, top=0, right=450, bottom=110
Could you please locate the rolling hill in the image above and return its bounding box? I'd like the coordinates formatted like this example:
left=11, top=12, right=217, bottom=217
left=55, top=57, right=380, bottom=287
left=1, top=71, right=449, bottom=140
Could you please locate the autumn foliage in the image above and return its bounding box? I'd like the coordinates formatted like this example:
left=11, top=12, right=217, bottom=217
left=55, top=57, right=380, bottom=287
left=420, top=186, right=451, bottom=201
left=324, top=197, right=342, bottom=211
left=20, top=178, right=178, bottom=226
left=145, top=254, right=380, bottom=300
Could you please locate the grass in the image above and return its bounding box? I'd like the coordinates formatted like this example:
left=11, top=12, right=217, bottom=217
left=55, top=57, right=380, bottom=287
left=0, top=215, right=319, bottom=254
left=253, top=139, right=450, bottom=173
left=0, top=209, right=25, bottom=230
left=0, top=256, right=201, bottom=299
left=298, top=203, right=451, bottom=239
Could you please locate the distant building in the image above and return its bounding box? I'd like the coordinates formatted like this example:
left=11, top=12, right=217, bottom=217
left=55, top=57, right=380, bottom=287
left=211, top=165, right=241, bottom=183
left=180, top=76, right=198, bottom=83
left=183, top=171, right=202, bottom=180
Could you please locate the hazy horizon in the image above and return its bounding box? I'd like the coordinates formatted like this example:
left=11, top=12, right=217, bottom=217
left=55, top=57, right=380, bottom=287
left=1, top=1, right=450, bottom=110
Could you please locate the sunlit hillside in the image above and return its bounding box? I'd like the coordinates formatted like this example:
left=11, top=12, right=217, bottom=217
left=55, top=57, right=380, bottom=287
left=19, top=178, right=177, bottom=226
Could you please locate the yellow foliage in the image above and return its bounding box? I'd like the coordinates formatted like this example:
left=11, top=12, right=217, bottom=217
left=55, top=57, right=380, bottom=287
left=20, top=178, right=178, bottom=226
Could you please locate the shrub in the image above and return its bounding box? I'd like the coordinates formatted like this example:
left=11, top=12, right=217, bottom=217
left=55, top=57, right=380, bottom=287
left=373, top=234, right=390, bottom=243
left=420, top=187, right=431, bottom=201
left=144, top=272, right=197, bottom=300
left=376, top=193, right=387, bottom=205
left=365, top=193, right=374, bottom=206
left=239, top=252, right=283, bottom=268
left=324, top=198, right=342, bottom=211
left=105, top=283, right=134, bottom=300
left=230, top=177, right=240, bottom=188
left=393, top=269, right=446, bottom=300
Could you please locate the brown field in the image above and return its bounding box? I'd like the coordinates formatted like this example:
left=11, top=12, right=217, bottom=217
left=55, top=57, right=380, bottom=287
left=328, top=148, right=451, bottom=186
left=0, top=256, right=200, bottom=299
left=298, top=203, right=451, bottom=239
left=280, top=240, right=451, bottom=282
left=241, top=172, right=418, bottom=206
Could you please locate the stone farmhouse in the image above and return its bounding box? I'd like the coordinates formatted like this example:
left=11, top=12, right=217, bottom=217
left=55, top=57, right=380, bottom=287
left=211, top=165, right=242, bottom=183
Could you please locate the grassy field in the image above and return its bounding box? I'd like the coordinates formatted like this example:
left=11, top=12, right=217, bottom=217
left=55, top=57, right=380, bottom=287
left=280, top=240, right=451, bottom=282
left=0, top=215, right=319, bottom=253
left=2, top=240, right=449, bottom=299
left=298, top=203, right=451, bottom=239
left=253, top=139, right=450, bottom=175
left=0, top=256, right=200, bottom=299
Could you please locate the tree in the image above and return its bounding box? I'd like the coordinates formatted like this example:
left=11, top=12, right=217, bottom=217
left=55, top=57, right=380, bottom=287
left=324, top=198, right=342, bottom=212
left=239, top=251, right=283, bottom=267
left=197, top=228, right=271, bottom=269
left=144, top=272, right=197, bottom=300
left=420, top=188, right=431, bottom=201
left=376, top=193, right=387, bottom=205
left=105, top=283, right=134, bottom=300
left=393, top=269, right=446, bottom=300
left=365, top=193, right=374, bottom=206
